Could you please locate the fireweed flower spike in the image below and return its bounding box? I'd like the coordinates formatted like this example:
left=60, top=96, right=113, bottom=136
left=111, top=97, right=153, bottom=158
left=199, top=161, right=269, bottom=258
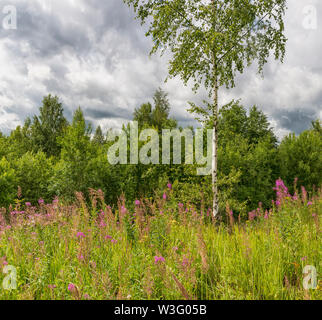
left=76, top=232, right=85, bottom=238
left=68, top=283, right=76, bottom=292
left=154, top=256, right=165, bottom=264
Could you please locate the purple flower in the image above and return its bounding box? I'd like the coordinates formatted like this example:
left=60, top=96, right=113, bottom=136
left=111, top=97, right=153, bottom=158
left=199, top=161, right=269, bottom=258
left=111, top=239, right=118, bottom=244
left=25, top=202, right=31, bottom=207
left=167, top=183, right=172, bottom=190
left=68, top=283, right=76, bottom=292
left=182, top=257, right=189, bottom=267
left=99, top=221, right=107, bottom=228
left=38, top=199, right=44, bottom=204
left=154, top=256, right=165, bottom=264
left=178, top=203, right=184, bottom=208
left=163, top=193, right=167, bottom=200
left=76, top=232, right=85, bottom=238
left=77, top=254, right=84, bottom=261
left=264, top=210, right=269, bottom=219
left=301, top=257, right=307, bottom=261
left=135, top=200, right=140, bottom=206
left=307, top=201, right=313, bottom=206
left=248, top=211, right=256, bottom=221
left=105, top=235, right=112, bottom=239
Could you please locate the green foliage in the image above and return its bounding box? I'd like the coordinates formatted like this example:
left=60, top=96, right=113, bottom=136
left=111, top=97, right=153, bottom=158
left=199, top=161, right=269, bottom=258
left=12, top=152, right=54, bottom=204
left=0, top=134, right=8, bottom=159
left=50, top=108, right=96, bottom=200
left=124, top=0, right=287, bottom=92
left=0, top=92, right=319, bottom=216
left=277, top=129, right=322, bottom=192
left=31, top=94, right=68, bottom=157
left=92, top=125, right=105, bottom=145
left=0, top=157, right=17, bottom=207
left=134, top=88, right=177, bottom=130
left=7, top=118, right=33, bottom=158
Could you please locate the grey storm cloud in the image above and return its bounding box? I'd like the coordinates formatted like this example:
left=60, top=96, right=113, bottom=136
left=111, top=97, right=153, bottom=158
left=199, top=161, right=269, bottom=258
left=0, top=0, right=321, bottom=137
left=272, top=108, right=318, bottom=135
left=86, top=107, right=132, bottom=121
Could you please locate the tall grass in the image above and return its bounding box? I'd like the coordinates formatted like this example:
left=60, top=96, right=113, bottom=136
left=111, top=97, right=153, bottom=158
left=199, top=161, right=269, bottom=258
left=0, top=181, right=320, bottom=300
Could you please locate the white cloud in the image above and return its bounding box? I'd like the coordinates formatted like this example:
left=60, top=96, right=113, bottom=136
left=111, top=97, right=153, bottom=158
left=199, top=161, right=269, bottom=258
left=0, top=0, right=321, bottom=138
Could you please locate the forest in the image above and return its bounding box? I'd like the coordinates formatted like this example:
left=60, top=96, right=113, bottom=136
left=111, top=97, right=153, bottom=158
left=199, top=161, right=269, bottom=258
left=0, top=91, right=321, bottom=216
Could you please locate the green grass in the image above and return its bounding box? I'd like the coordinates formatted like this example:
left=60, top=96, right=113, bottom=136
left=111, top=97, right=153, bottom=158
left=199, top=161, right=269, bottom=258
left=0, top=188, right=321, bottom=300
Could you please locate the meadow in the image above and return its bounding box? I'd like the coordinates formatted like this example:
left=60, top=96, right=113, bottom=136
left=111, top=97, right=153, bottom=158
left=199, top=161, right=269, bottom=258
left=0, top=179, right=320, bottom=300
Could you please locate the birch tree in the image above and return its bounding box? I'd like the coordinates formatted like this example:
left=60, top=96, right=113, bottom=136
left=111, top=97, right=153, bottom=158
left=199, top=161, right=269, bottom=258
left=123, top=0, right=287, bottom=217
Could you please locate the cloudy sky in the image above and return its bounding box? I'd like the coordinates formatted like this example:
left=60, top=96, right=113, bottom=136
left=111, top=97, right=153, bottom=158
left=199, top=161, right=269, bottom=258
left=0, top=0, right=321, bottom=139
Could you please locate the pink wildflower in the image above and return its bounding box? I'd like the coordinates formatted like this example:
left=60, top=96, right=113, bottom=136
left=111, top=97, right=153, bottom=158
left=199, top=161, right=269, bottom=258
left=77, top=254, right=84, bottom=261
left=76, top=232, right=85, bottom=238
left=182, top=257, right=189, bottom=267
left=154, top=256, right=165, bottom=264
left=68, top=283, right=76, bottom=292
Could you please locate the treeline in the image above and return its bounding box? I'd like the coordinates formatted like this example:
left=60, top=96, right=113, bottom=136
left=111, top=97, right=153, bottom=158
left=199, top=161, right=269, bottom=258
left=0, top=90, right=321, bottom=216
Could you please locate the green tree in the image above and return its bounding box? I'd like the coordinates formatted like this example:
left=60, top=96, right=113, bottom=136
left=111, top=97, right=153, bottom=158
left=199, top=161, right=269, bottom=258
left=31, top=94, right=68, bottom=157
left=311, top=119, right=322, bottom=136
left=217, top=100, right=277, bottom=147
left=7, top=118, right=33, bottom=158
left=0, top=133, right=8, bottom=159
left=123, top=0, right=287, bottom=217
left=277, top=129, right=322, bottom=192
left=51, top=107, right=96, bottom=199
left=13, top=152, right=54, bottom=204
left=0, top=157, right=17, bottom=207
left=246, top=105, right=277, bottom=146
left=93, top=125, right=105, bottom=145
left=134, top=102, right=153, bottom=128
left=134, top=88, right=177, bottom=130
